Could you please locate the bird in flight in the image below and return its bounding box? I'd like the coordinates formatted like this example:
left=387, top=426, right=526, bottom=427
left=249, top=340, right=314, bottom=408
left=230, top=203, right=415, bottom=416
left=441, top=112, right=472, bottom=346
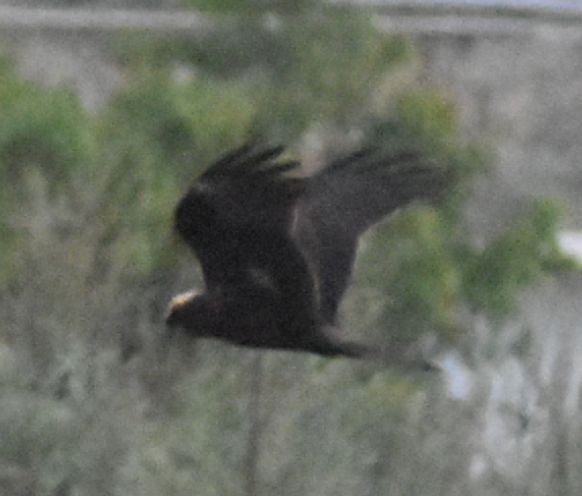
left=166, top=143, right=446, bottom=359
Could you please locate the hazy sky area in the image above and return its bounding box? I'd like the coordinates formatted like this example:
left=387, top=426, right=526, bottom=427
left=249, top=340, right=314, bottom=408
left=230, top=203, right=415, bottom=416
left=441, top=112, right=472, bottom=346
left=2, top=0, right=582, bottom=11
left=348, top=0, right=582, bottom=12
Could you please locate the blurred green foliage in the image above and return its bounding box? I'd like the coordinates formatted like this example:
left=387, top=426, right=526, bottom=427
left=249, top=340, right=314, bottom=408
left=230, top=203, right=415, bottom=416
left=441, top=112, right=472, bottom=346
left=361, top=208, right=462, bottom=342
left=358, top=90, right=573, bottom=345
left=462, top=199, right=576, bottom=317
left=96, top=76, right=257, bottom=274
left=112, top=11, right=412, bottom=140
left=182, top=0, right=317, bottom=14
left=0, top=65, right=94, bottom=188
left=370, top=90, right=458, bottom=156
left=251, top=14, right=412, bottom=138
left=0, top=56, right=96, bottom=279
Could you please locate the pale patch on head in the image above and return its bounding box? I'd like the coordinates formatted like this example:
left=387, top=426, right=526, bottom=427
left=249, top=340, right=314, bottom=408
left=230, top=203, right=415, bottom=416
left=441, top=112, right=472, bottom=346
left=167, top=289, right=200, bottom=315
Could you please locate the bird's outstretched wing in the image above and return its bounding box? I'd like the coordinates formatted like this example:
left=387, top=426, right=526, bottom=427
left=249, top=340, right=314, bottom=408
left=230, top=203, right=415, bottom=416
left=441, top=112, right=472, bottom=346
left=176, top=144, right=302, bottom=238
left=295, top=150, right=448, bottom=324
left=174, top=144, right=319, bottom=333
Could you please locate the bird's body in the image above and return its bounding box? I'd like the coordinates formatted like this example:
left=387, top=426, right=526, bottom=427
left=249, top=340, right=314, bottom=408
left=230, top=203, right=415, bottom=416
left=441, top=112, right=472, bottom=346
left=166, top=144, right=446, bottom=359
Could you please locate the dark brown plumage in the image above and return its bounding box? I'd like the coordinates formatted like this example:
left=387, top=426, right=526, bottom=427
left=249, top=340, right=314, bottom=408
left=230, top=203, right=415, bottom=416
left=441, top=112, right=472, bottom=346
left=166, top=144, right=446, bottom=358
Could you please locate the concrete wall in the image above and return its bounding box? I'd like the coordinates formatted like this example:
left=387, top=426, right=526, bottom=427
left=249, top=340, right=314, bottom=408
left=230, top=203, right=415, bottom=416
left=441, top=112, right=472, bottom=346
left=413, top=30, right=582, bottom=238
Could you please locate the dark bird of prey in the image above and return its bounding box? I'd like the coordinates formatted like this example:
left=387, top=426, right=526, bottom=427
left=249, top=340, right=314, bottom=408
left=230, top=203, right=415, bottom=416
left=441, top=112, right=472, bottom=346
left=166, top=144, right=446, bottom=359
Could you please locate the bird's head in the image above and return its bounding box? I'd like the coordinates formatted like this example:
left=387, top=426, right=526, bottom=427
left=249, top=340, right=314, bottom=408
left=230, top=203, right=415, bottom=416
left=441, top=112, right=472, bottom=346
left=165, top=289, right=202, bottom=328
left=165, top=289, right=223, bottom=338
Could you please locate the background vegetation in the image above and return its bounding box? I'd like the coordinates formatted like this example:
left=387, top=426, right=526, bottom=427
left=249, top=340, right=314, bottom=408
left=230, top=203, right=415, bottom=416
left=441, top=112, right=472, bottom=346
left=0, top=4, right=578, bottom=496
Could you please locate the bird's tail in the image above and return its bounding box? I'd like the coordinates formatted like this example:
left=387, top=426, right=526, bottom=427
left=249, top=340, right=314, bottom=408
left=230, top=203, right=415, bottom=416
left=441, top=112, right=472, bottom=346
left=313, top=326, right=436, bottom=372
left=322, top=326, right=436, bottom=372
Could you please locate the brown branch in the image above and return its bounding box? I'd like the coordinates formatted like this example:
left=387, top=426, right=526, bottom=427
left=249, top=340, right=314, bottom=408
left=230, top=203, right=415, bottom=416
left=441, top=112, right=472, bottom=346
left=244, top=354, right=264, bottom=496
